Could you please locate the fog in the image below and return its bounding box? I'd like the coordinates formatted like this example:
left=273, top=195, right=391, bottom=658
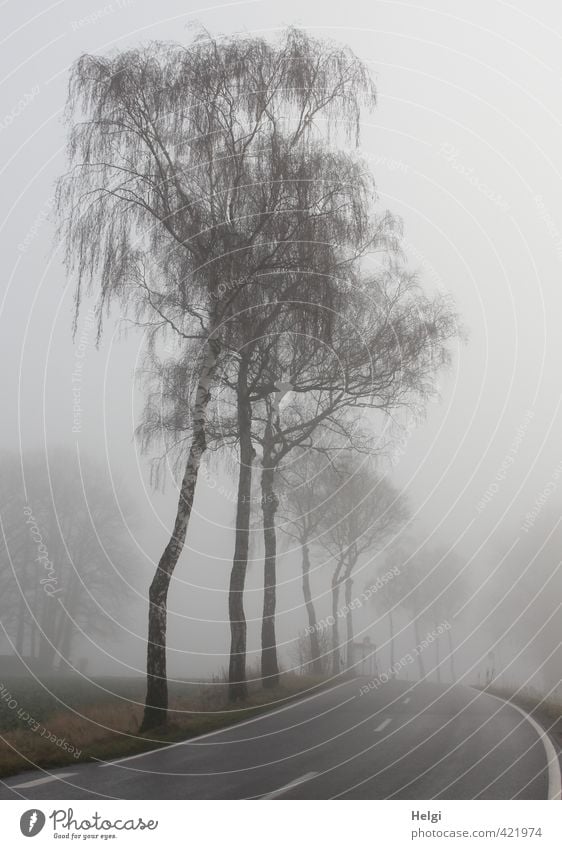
left=1, top=0, right=560, bottom=714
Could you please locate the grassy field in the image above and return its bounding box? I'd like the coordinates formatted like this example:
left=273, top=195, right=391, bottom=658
left=0, top=672, right=330, bottom=779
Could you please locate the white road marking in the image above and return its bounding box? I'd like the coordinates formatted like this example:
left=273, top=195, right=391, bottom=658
left=403, top=697, right=411, bottom=704
left=263, top=771, right=319, bottom=799
left=486, top=693, right=562, bottom=800
left=374, top=717, right=393, bottom=732
left=12, top=772, right=76, bottom=789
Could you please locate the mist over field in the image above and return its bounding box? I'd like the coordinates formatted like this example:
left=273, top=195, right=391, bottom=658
left=0, top=0, right=560, bottom=803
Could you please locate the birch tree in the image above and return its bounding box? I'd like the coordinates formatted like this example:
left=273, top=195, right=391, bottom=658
left=238, top=261, right=455, bottom=689
left=57, top=28, right=379, bottom=727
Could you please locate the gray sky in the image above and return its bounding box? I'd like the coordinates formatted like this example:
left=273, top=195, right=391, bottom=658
left=1, top=0, right=561, bottom=686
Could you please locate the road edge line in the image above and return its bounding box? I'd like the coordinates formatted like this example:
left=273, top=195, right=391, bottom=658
left=97, top=679, right=352, bottom=768
left=11, top=772, right=76, bottom=789
left=485, top=691, right=561, bottom=800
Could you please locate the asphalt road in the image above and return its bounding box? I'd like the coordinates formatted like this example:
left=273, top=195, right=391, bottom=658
left=1, top=679, right=559, bottom=800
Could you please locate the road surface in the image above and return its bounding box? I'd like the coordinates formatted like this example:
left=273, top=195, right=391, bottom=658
left=1, top=679, right=559, bottom=800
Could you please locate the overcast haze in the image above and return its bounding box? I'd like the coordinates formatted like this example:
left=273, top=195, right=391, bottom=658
left=1, top=0, right=560, bottom=700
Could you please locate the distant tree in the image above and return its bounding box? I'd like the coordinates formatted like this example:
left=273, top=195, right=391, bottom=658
left=419, top=547, right=465, bottom=683
left=390, top=543, right=465, bottom=682
left=475, top=514, right=561, bottom=700
left=0, top=453, right=135, bottom=670
left=372, top=541, right=460, bottom=682
left=367, top=556, right=401, bottom=677
left=278, top=450, right=334, bottom=675
left=320, top=458, right=408, bottom=675
left=386, top=547, right=428, bottom=680
left=289, top=628, right=331, bottom=676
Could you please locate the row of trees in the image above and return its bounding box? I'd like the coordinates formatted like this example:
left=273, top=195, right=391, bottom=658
left=57, top=28, right=457, bottom=729
left=278, top=450, right=465, bottom=685
left=280, top=451, right=407, bottom=676
left=370, top=543, right=464, bottom=682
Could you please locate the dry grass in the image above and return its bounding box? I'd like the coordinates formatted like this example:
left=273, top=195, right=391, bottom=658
left=0, top=672, right=330, bottom=779
left=480, top=684, right=562, bottom=726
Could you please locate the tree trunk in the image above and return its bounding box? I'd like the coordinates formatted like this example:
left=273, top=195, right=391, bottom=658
left=388, top=610, right=395, bottom=675
left=413, top=617, right=426, bottom=680
left=260, top=452, right=280, bottom=688
left=15, top=589, right=25, bottom=656
left=434, top=618, right=441, bottom=683
left=38, top=599, right=57, bottom=670
left=32, top=615, right=40, bottom=660
left=344, top=570, right=355, bottom=672
left=301, top=540, right=322, bottom=674
left=57, top=615, right=74, bottom=670
left=140, top=336, right=219, bottom=732
left=448, top=626, right=456, bottom=682
left=36, top=583, right=59, bottom=670
left=32, top=579, right=42, bottom=659
left=330, top=559, right=345, bottom=675
left=228, top=360, right=253, bottom=702
left=53, top=570, right=79, bottom=671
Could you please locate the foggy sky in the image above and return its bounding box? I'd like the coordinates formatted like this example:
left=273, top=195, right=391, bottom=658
left=1, top=0, right=561, bottom=690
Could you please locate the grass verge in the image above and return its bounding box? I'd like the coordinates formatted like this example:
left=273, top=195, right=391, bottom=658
left=0, top=672, right=331, bottom=779
left=477, top=684, right=562, bottom=744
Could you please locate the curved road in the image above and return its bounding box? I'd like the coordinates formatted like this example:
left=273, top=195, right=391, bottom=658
left=1, top=680, right=559, bottom=800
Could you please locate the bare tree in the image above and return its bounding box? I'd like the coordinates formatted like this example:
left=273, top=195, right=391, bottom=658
left=367, top=558, right=400, bottom=677
left=57, top=28, right=379, bottom=727
left=320, top=457, right=408, bottom=675
left=242, top=260, right=456, bottom=688
left=414, top=545, right=465, bottom=682
left=289, top=628, right=331, bottom=676
left=137, top=142, right=390, bottom=701
left=366, top=544, right=424, bottom=679
left=379, top=543, right=436, bottom=681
